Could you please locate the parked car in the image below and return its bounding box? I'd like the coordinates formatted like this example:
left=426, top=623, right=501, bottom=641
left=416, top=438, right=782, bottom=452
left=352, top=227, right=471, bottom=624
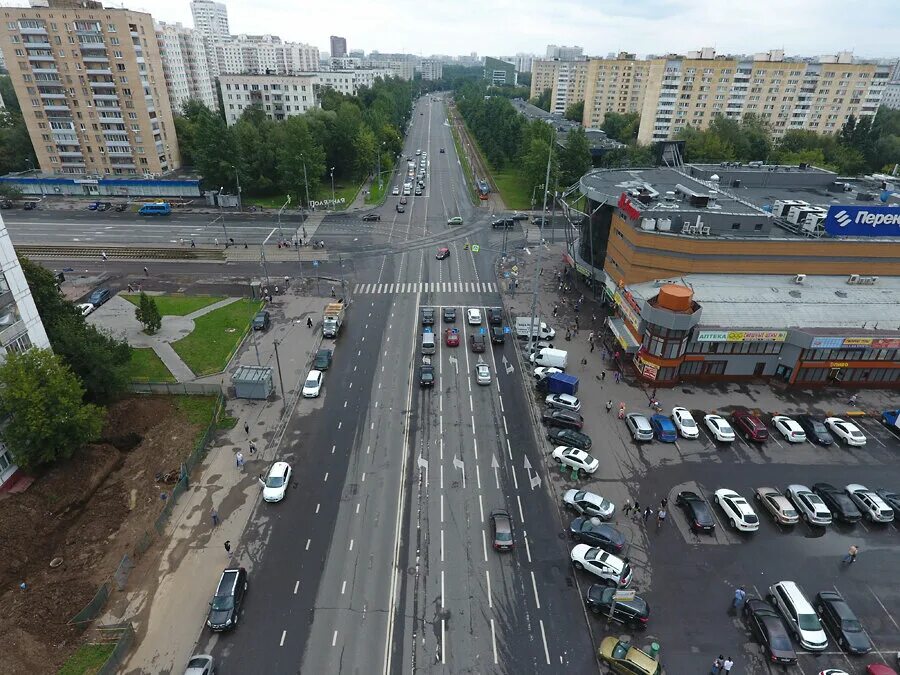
left=545, top=393, right=581, bottom=412
left=671, top=407, right=700, bottom=439
left=825, top=418, right=867, bottom=446
left=650, top=414, right=677, bottom=442
left=754, top=487, right=800, bottom=525
left=0, top=199, right=13, bottom=209
left=772, top=415, right=807, bottom=443
left=489, top=509, right=514, bottom=551
left=542, top=408, right=584, bottom=430
left=77, top=302, right=95, bottom=317
left=845, top=484, right=895, bottom=523
left=625, top=413, right=654, bottom=441
left=23, top=201, right=38, bottom=210
left=442, top=307, right=456, bottom=323
left=597, top=637, right=663, bottom=675
left=362, top=213, right=381, bottom=221
left=533, top=366, right=562, bottom=381
left=206, top=567, right=248, bottom=631
left=675, top=490, right=715, bottom=533
left=570, top=546, right=632, bottom=586
left=261, top=461, right=292, bottom=502
left=875, top=488, right=900, bottom=519
left=731, top=409, right=769, bottom=442
left=797, top=415, right=834, bottom=446
left=570, top=517, right=624, bottom=553
left=564, top=489, right=616, bottom=521
left=714, top=488, right=759, bottom=532
left=768, top=581, right=828, bottom=651
left=704, top=414, right=735, bottom=442
left=551, top=446, right=599, bottom=474
left=786, top=484, right=832, bottom=526
left=183, top=654, right=216, bottom=675
left=252, top=310, right=270, bottom=331
left=814, top=591, right=872, bottom=654
left=88, top=288, right=112, bottom=307
left=811, top=483, right=861, bottom=523
left=743, top=598, right=797, bottom=665
left=313, top=348, right=333, bottom=370
left=547, top=427, right=592, bottom=450
left=586, top=585, right=650, bottom=628
left=302, top=369, right=323, bottom=397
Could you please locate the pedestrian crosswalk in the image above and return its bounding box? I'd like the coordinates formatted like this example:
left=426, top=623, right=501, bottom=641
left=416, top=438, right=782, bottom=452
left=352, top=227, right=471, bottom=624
left=353, top=281, right=499, bottom=294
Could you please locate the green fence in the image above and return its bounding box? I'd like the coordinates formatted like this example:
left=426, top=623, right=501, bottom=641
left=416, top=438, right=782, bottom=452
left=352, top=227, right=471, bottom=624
left=68, top=582, right=111, bottom=631
left=97, top=623, right=135, bottom=675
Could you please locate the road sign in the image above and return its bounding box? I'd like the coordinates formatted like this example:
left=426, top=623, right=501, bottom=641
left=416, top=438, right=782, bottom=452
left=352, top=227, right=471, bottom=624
left=479, top=327, right=486, bottom=334
left=503, top=326, right=511, bottom=333
left=503, top=272, right=510, bottom=278
left=471, top=244, right=480, bottom=253
left=511, top=265, right=519, bottom=272
left=312, top=260, right=319, bottom=267
left=613, top=590, right=636, bottom=602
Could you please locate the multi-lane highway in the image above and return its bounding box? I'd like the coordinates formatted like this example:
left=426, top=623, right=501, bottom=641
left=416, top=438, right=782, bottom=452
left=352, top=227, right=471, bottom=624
left=181, top=95, right=597, bottom=674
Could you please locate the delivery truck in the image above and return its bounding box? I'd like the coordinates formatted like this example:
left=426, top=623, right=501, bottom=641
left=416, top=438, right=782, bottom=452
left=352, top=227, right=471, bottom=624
left=547, top=372, right=578, bottom=395
left=323, top=301, right=345, bottom=338
left=515, top=316, right=556, bottom=341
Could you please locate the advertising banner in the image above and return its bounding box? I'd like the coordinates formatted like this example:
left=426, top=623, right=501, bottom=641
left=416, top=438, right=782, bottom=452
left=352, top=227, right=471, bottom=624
left=696, top=330, right=787, bottom=343
left=824, top=205, right=900, bottom=237
left=617, top=192, right=641, bottom=221
left=810, top=336, right=900, bottom=349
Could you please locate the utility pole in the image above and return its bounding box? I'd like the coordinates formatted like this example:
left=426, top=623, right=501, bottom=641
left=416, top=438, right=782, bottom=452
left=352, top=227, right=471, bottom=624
left=338, top=254, right=345, bottom=293
left=527, top=138, right=554, bottom=349
left=299, top=156, right=311, bottom=208
left=273, top=339, right=286, bottom=409
left=330, top=166, right=336, bottom=206
left=277, top=195, right=291, bottom=241
left=232, top=165, right=242, bottom=212
left=217, top=187, right=229, bottom=243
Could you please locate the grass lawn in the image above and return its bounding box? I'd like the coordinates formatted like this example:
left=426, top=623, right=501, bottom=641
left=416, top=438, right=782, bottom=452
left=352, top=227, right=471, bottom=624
left=316, top=180, right=363, bottom=211
left=127, top=347, right=175, bottom=383
left=244, top=195, right=291, bottom=209
left=172, top=298, right=264, bottom=376
left=173, top=395, right=220, bottom=427
left=364, top=177, right=388, bottom=205
left=492, top=169, right=533, bottom=210
left=58, top=643, right=115, bottom=675
left=121, top=293, right=226, bottom=317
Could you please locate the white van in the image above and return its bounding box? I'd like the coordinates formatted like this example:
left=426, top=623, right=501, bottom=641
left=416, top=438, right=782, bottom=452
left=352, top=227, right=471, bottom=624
left=529, top=347, right=567, bottom=369
left=422, top=332, right=436, bottom=355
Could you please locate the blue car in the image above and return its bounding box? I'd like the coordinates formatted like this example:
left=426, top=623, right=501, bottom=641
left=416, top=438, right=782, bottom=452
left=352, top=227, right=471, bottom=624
left=650, top=414, right=678, bottom=442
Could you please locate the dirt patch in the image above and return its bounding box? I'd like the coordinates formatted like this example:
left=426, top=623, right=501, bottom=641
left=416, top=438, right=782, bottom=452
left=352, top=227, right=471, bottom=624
left=0, top=395, right=215, bottom=674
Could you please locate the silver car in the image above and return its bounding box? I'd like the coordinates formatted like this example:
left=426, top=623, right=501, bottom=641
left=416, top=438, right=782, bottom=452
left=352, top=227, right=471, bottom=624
left=184, top=654, right=215, bottom=675
left=625, top=413, right=654, bottom=441
left=475, top=363, right=492, bottom=385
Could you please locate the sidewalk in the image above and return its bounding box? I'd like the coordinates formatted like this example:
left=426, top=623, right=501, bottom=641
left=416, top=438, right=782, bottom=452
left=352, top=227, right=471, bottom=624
left=109, top=287, right=331, bottom=673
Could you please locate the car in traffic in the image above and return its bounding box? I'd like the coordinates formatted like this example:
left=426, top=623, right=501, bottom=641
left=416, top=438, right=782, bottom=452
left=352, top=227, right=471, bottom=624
left=845, top=484, right=895, bottom=523
left=625, top=413, right=654, bottom=441
left=469, top=333, right=486, bottom=353
left=814, top=591, right=872, bottom=654
left=586, top=585, right=650, bottom=628
left=545, top=393, right=581, bottom=412
left=742, top=598, right=797, bottom=665
left=419, top=358, right=434, bottom=387
left=510, top=212, right=529, bottom=221
left=731, top=409, right=769, bottom=442
left=547, top=427, right=592, bottom=450
left=421, top=307, right=435, bottom=325
left=436, top=247, right=450, bottom=259
left=487, top=307, right=502, bottom=325
left=439, top=148, right=445, bottom=153
left=825, top=417, right=867, bottom=446
left=466, top=308, right=482, bottom=325
left=754, top=487, right=800, bottom=525
left=489, top=509, right=513, bottom=551
left=88, top=287, right=112, bottom=307
left=251, top=310, right=270, bottom=331
left=597, top=637, right=663, bottom=675
left=445, top=328, right=460, bottom=347
left=392, top=186, right=400, bottom=195
left=361, top=213, right=381, bottom=221
left=570, top=517, right=624, bottom=553
left=184, top=654, right=216, bottom=675
left=713, top=488, right=760, bottom=532
left=675, top=490, right=715, bottom=533
left=475, top=363, right=491, bottom=385
left=564, top=489, right=616, bottom=521
left=207, top=567, right=248, bottom=631
left=396, top=203, right=405, bottom=213
left=447, top=216, right=463, bottom=225
left=302, top=369, right=323, bottom=398
left=399, top=195, right=408, bottom=205
left=261, top=462, right=292, bottom=502
left=313, top=348, right=333, bottom=370
left=490, top=326, right=505, bottom=344
left=551, top=446, right=599, bottom=474
left=703, top=414, right=735, bottom=442
left=671, top=407, right=700, bottom=439
left=785, top=484, right=832, bottom=526
left=772, top=415, right=807, bottom=443
left=542, top=408, right=584, bottom=430
left=442, top=307, right=456, bottom=323
left=797, top=415, right=834, bottom=445
left=768, top=581, right=828, bottom=651
left=415, top=187, right=423, bottom=196
left=811, top=483, right=862, bottom=523
left=650, top=414, right=677, bottom=442
left=571, top=546, right=632, bottom=587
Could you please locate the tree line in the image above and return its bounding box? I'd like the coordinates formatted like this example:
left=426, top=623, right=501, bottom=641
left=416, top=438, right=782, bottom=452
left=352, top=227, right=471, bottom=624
left=0, top=75, right=38, bottom=186
left=174, top=76, right=416, bottom=202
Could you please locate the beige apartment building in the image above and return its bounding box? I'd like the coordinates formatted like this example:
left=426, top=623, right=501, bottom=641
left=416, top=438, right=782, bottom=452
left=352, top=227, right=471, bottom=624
left=582, top=53, right=649, bottom=128
left=0, top=0, right=180, bottom=177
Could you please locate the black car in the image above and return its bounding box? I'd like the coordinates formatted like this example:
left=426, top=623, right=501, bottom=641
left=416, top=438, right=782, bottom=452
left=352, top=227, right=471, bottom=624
left=541, top=407, right=583, bottom=430
left=547, top=427, right=592, bottom=450
left=88, top=288, right=111, bottom=306
left=490, top=326, right=505, bottom=344
left=510, top=212, right=529, bottom=221
left=252, top=310, right=270, bottom=331
left=362, top=213, right=381, bottom=222
left=532, top=216, right=548, bottom=226
left=421, top=307, right=435, bottom=326
left=585, top=584, right=649, bottom=628
left=419, top=361, right=434, bottom=387
left=743, top=598, right=797, bottom=664
left=0, top=199, right=13, bottom=209
left=797, top=415, right=834, bottom=446
left=442, top=307, right=456, bottom=323
left=875, top=489, right=900, bottom=519
left=569, top=517, right=625, bottom=554
left=396, top=203, right=405, bottom=213
left=313, top=348, right=333, bottom=370
left=439, top=148, right=445, bottom=153
left=491, top=218, right=513, bottom=229
left=487, top=307, right=502, bottom=325
left=675, top=490, right=715, bottom=533
left=207, top=567, right=248, bottom=631
left=814, top=591, right=872, bottom=654
left=23, top=201, right=37, bottom=210
left=812, top=483, right=861, bottom=523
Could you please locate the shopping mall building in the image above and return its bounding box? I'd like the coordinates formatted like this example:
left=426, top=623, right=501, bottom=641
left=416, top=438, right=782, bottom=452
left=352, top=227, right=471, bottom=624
left=567, top=158, right=900, bottom=387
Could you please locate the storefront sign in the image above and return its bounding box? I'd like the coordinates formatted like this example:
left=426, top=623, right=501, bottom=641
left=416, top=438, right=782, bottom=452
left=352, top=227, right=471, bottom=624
left=613, top=291, right=640, bottom=331
left=829, top=362, right=850, bottom=368
left=809, top=337, right=844, bottom=349
left=617, top=192, right=641, bottom=221
left=810, top=336, right=900, bottom=349
left=635, top=354, right=659, bottom=381
left=697, top=330, right=787, bottom=343
left=824, top=205, right=900, bottom=237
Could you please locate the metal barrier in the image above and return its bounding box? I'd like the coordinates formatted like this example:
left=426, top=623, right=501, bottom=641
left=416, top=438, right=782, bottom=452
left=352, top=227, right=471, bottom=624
left=128, top=381, right=224, bottom=396
left=68, top=582, right=111, bottom=630
left=113, top=554, right=133, bottom=591
left=96, top=622, right=135, bottom=675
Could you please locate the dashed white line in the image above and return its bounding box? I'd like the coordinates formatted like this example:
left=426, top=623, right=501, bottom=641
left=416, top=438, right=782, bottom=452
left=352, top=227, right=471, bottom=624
left=478, top=493, right=484, bottom=522
left=440, top=493, right=444, bottom=521
left=491, top=618, right=498, bottom=664
left=293, top=580, right=300, bottom=594
left=485, top=569, right=493, bottom=608
left=502, top=416, right=509, bottom=436
left=305, top=538, right=311, bottom=550
left=476, top=463, right=482, bottom=489
left=539, top=620, right=550, bottom=664
left=523, top=530, right=533, bottom=563
left=344, top=401, right=348, bottom=408
left=356, top=503, right=360, bottom=514
left=517, top=494, right=525, bottom=523
left=324, top=472, right=329, bottom=482
left=349, top=539, right=354, bottom=551
left=280, top=630, right=287, bottom=646
left=498, top=395, right=504, bottom=413
left=441, top=529, right=445, bottom=562
left=341, top=580, right=347, bottom=594
left=315, top=503, right=320, bottom=514
left=332, top=630, right=338, bottom=647
left=331, top=444, right=336, bottom=454
left=530, top=570, right=542, bottom=609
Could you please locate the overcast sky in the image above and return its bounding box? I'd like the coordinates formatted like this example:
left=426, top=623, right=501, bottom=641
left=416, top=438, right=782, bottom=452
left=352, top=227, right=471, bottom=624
left=114, top=0, right=899, bottom=59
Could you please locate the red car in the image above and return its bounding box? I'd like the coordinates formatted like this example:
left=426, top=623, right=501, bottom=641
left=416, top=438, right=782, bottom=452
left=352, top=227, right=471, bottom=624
left=731, top=409, right=769, bottom=442
left=436, top=247, right=450, bottom=260
left=866, top=666, right=898, bottom=675
left=445, top=328, right=460, bottom=347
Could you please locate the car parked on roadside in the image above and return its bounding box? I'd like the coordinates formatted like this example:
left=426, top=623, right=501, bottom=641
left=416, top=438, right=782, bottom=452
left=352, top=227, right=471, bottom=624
left=675, top=490, right=715, bottom=533
left=542, top=408, right=584, bottom=430
left=743, top=597, right=797, bottom=665
left=313, top=348, right=333, bottom=370
left=564, top=489, right=616, bottom=521
left=77, top=302, right=95, bottom=317
left=814, top=591, right=872, bottom=654
left=754, top=487, right=800, bottom=525
left=251, top=310, right=270, bottom=331
left=533, top=366, right=562, bottom=381
left=489, top=509, right=513, bottom=551
left=768, top=581, right=828, bottom=652
left=825, top=418, right=867, bottom=446
left=571, top=546, right=632, bottom=587
left=671, top=407, right=699, bottom=439
left=362, top=213, right=381, bottom=221
left=545, top=393, right=581, bottom=412
left=797, top=414, right=834, bottom=446
left=261, top=462, right=292, bottom=503
left=703, top=414, right=735, bottom=442
left=88, top=287, right=112, bottom=307
left=207, top=567, right=248, bottom=631
left=772, top=415, right=807, bottom=443
left=714, top=488, right=760, bottom=532
left=547, top=427, right=591, bottom=450
left=184, top=654, right=216, bottom=675
left=302, top=369, right=323, bottom=397
left=845, top=484, right=895, bottom=523
left=650, top=414, right=677, bottom=442
left=597, top=637, right=663, bottom=675
left=786, top=484, right=832, bottom=526
left=586, top=585, right=650, bottom=628
left=731, top=409, right=768, bottom=442
left=551, top=446, right=599, bottom=474
left=811, top=483, right=861, bottom=523
left=570, top=517, right=624, bottom=553
left=625, top=413, right=654, bottom=442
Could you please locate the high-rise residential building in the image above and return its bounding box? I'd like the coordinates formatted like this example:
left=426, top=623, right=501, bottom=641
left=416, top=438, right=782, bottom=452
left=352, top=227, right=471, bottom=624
left=546, top=45, right=583, bottom=61
left=484, top=56, right=516, bottom=86
left=530, top=59, right=560, bottom=100
left=0, top=0, right=180, bottom=177
left=419, top=59, right=443, bottom=81
left=512, top=53, right=534, bottom=73
left=348, top=49, right=364, bottom=59
left=883, top=83, right=900, bottom=110
left=330, top=35, right=347, bottom=58
left=581, top=53, right=647, bottom=128
left=550, top=60, right=589, bottom=115
left=156, top=22, right=216, bottom=112
left=219, top=73, right=317, bottom=125
left=362, top=53, right=415, bottom=80
left=190, top=0, right=229, bottom=42
left=212, top=35, right=319, bottom=75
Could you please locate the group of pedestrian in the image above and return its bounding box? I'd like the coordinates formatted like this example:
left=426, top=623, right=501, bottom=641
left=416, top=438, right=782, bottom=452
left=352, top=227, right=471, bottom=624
left=710, top=655, right=734, bottom=674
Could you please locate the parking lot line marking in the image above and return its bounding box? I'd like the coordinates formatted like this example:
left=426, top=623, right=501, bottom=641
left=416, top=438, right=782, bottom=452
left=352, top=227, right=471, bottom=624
left=539, top=619, right=550, bottom=664
left=479, top=494, right=484, bottom=522
left=486, top=569, right=493, bottom=608
left=530, top=570, right=541, bottom=609
left=491, top=618, right=498, bottom=664
left=315, top=503, right=320, bottom=514
left=349, top=381, right=353, bottom=389
left=523, top=530, right=532, bottom=563
left=294, top=580, right=299, bottom=594
left=517, top=494, right=525, bottom=523
left=280, top=630, right=287, bottom=646
left=868, top=584, right=900, bottom=631
left=341, top=580, right=347, bottom=595
left=332, top=630, right=338, bottom=647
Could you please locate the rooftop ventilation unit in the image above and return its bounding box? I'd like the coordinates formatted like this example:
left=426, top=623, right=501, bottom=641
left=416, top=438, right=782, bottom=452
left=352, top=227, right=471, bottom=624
left=847, top=274, right=860, bottom=284
left=794, top=274, right=806, bottom=284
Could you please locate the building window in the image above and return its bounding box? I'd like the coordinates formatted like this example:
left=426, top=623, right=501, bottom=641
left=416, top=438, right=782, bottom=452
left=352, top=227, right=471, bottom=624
left=5, top=333, right=33, bottom=355
left=731, top=222, right=741, bottom=230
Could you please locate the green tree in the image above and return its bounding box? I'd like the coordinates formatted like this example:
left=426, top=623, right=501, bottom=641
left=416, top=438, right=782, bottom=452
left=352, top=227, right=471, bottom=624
left=530, top=87, right=552, bottom=112
left=521, top=137, right=559, bottom=204
left=0, top=75, right=22, bottom=113
left=274, top=116, right=326, bottom=204
left=564, top=100, right=584, bottom=123
left=0, top=109, right=37, bottom=176
left=601, top=112, right=640, bottom=143
left=0, top=349, right=104, bottom=471
left=190, top=104, right=239, bottom=190
left=135, top=292, right=162, bottom=334
left=353, top=125, right=377, bottom=179
left=559, top=127, right=592, bottom=186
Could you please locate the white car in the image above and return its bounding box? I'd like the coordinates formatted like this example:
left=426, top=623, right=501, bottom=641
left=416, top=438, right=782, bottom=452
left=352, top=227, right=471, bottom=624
left=714, top=488, right=760, bottom=532
left=824, top=417, right=866, bottom=446
left=772, top=415, right=807, bottom=443
left=563, top=489, right=615, bottom=520
left=302, top=369, right=323, bottom=397
left=786, top=484, right=832, bottom=526
left=533, top=366, right=562, bottom=381
left=474, top=363, right=491, bottom=386
left=545, top=393, right=581, bottom=412
left=551, top=446, right=599, bottom=474
left=392, top=186, right=400, bottom=195
left=77, top=302, right=95, bottom=317
left=466, top=308, right=482, bottom=325
left=261, top=461, right=292, bottom=502
left=769, top=581, right=828, bottom=651
left=570, top=545, right=632, bottom=587
left=703, top=414, right=735, bottom=442
left=844, top=484, right=895, bottom=523
left=671, top=407, right=699, bottom=439
left=754, top=487, right=800, bottom=525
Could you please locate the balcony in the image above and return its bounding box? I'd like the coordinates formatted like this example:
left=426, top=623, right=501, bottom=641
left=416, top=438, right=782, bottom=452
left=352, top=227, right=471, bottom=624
left=78, top=41, right=107, bottom=51
left=23, top=40, right=51, bottom=49
left=44, top=104, right=70, bottom=112
left=105, top=140, right=132, bottom=147
left=85, top=67, right=113, bottom=76
left=89, top=80, right=116, bottom=89
left=40, top=92, right=66, bottom=100
left=93, top=93, right=120, bottom=101
left=83, top=55, right=110, bottom=63
left=19, top=26, right=48, bottom=35
left=32, top=66, right=59, bottom=75
left=99, top=117, right=125, bottom=124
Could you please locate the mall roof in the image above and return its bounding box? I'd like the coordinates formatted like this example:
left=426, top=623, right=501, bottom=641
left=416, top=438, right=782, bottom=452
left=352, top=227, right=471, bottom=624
left=627, top=274, right=900, bottom=332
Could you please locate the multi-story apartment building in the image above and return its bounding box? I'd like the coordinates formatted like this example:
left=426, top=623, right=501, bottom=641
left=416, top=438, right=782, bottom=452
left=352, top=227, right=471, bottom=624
left=550, top=59, right=589, bottom=115
left=363, top=53, right=415, bottom=80
left=315, top=68, right=393, bottom=95
left=511, top=53, right=534, bottom=73
left=190, top=0, right=229, bottom=41
left=219, top=73, right=317, bottom=125
left=330, top=35, right=347, bottom=59
left=546, top=44, right=583, bottom=61
left=419, top=58, right=442, bottom=81
left=211, top=35, right=319, bottom=76
left=883, top=82, right=900, bottom=110
left=156, top=22, right=216, bottom=111
left=484, top=56, right=516, bottom=86
left=0, top=0, right=180, bottom=177
left=530, top=59, right=560, bottom=100
left=582, top=53, right=648, bottom=128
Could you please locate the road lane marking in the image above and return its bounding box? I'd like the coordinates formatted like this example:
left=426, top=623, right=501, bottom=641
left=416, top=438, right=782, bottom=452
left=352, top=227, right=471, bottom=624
left=331, top=444, right=336, bottom=454
left=471, top=415, right=476, bottom=434
left=441, top=529, right=445, bottom=562
left=511, top=465, right=518, bottom=490
left=491, top=618, right=498, bottom=664
left=306, top=539, right=311, bottom=550
left=324, top=472, right=329, bottom=482
left=361, top=472, right=366, bottom=482
left=485, top=569, right=493, bottom=608
left=349, top=539, right=354, bottom=551
left=341, top=580, right=347, bottom=594
left=473, top=437, right=478, bottom=460
left=502, top=416, right=508, bottom=436
left=478, top=493, right=484, bottom=522
left=476, top=463, right=482, bottom=489
left=280, top=630, right=287, bottom=646
left=356, top=503, right=360, bottom=514
left=506, top=438, right=513, bottom=461
left=482, top=530, right=488, bottom=561
left=332, top=630, right=338, bottom=647
left=517, top=494, right=525, bottom=523
left=523, top=529, right=532, bottom=563
left=367, top=444, right=371, bottom=454
left=294, top=580, right=299, bottom=594
left=344, top=401, right=348, bottom=408
left=498, top=395, right=504, bottom=413
left=531, top=571, right=541, bottom=609
left=441, top=569, right=446, bottom=664
left=539, top=620, right=550, bottom=664
left=315, top=503, right=320, bottom=514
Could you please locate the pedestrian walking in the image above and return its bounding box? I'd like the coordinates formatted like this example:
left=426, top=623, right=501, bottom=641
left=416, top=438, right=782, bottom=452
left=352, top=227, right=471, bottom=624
left=656, top=508, right=667, bottom=528
left=249, top=440, right=257, bottom=454
left=179, top=237, right=184, bottom=247
left=733, top=586, right=747, bottom=609
left=244, top=421, right=250, bottom=435
left=307, top=317, right=313, bottom=328
left=235, top=451, right=244, bottom=469
left=642, top=507, right=653, bottom=522
left=224, top=540, right=232, bottom=555
left=660, top=497, right=668, bottom=509
left=592, top=313, right=597, bottom=323
left=127, top=283, right=134, bottom=292
left=101, top=250, right=108, bottom=261
left=214, top=237, right=219, bottom=246
left=600, top=370, right=606, bottom=380
left=143, top=266, right=149, bottom=277
left=190, top=238, right=196, bottom=248
left=580, top=357, right=587, bottom=368
left=590, top=341, right=595, bottom=353
left=722, top=657, right=734, bottom=673
left=331, top=287, right=336, bottom=298
left=614, top=371, right=621, bottom=383
left=606, top=400, right=613, bottom=413
left=631, top=501, right=641, bottom=520
left=211, top=508, right=220, bottom=527
left=623, top=499, right=632, bottom=516
left=589, top=331, right=594, bottom=342
left=849, top=393, right=859, bottom=405
left=843, top=544, right=859, bottom=563
left=710, top=655, right=723, bottom=675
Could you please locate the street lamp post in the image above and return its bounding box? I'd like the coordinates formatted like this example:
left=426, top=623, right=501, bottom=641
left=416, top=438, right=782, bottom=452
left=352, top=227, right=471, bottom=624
left=298, top=154, right=311, bottom=209
left=218, top=187, right=230, bottom=243
left=277, top=195, right=291, bottom=241
left=330, top=166, right=336, bottom=206
left=231, top=165, right=242, bottom=212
